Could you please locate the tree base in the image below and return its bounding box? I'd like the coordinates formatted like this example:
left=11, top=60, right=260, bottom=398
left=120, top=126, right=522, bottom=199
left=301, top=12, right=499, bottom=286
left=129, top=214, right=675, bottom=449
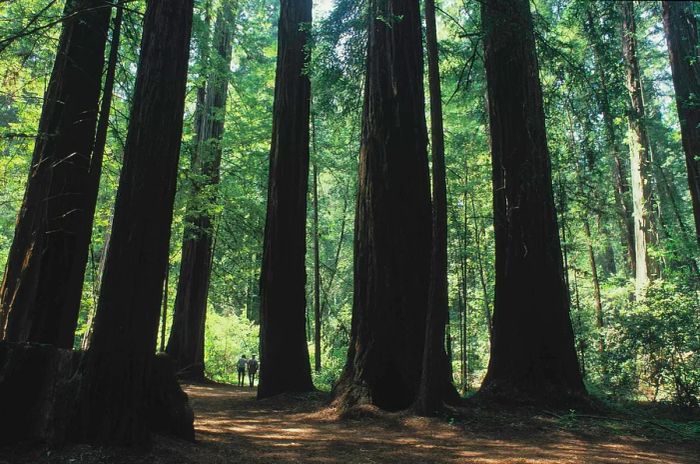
left=476, top=379, right=590, bottom=409
left=69, top=351, right=194, bottom=445
left=169, top=361, right=206, bottom=383
left=0, top=342, right=81, bottom=445
left=0, top=342, right=194, bottom=446
left=148, top=354, right=195, bottom=441
left=331, top=374, right=372, bottom=413
left=413, top=379, right=462, bottom=417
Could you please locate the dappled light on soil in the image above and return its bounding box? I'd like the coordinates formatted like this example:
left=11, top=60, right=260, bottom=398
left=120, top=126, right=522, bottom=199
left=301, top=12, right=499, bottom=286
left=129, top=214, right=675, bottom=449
left=178, top=383, right=698, bottom=464
left=1, top=382, right=698, bottom=463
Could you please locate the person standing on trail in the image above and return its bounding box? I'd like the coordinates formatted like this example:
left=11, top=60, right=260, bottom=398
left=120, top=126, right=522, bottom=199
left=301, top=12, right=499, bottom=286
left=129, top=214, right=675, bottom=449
left=247, top=355, right=259, bottom=387
left=236, top=354, right=247, bottom=386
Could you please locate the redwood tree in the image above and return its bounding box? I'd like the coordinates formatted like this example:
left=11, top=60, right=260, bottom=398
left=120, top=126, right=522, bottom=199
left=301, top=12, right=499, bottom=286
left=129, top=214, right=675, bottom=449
left=334, top=0, right=433, bottom=411
left=71, top=0, right=194, bottom=444
left=415, top=0, right=459, bottom=415
left=620, top=1, right=654, bottom=297
left=478, top=0, right=585, bottom=401
left=257, top=0, right=314, bottom=399
left=583, top=3, right=636, bottom=274
left=662, top=1, right=700, bottom=249
left=166, top=5, right=234, bottom=381
left=0, top=0, right=111, bottom=348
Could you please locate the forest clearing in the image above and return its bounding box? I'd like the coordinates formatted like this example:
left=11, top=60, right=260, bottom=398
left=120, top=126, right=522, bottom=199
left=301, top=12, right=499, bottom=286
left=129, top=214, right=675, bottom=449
left=1, top=0, right=700, bottom=461
left=3, top=383, right=700, bottom=463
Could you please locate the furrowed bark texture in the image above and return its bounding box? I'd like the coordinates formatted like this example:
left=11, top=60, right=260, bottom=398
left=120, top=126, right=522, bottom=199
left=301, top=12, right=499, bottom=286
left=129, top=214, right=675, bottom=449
left=584, top=5, right=636, bottom=274
left=620, top=1, right=653, bottom=296
left=0, top=342, right=81, bottom=445
left=167, top=6, right=233, bottom=381
left=70, top=0, right=194, bottom=444
left=0, top=0, right=111, bottom=348
left=415, top=0, right=459, bottom=416
left=334, top=0, right=432, bottom=411
left=79, top=1, right=125, bottom=352
left=258, top=0, right=314, bottom=399
left=478, top=0, right=586, bottom=402
left=662, top=1, right=700, bottom=249
left=0, top=343, right=192, bottom=445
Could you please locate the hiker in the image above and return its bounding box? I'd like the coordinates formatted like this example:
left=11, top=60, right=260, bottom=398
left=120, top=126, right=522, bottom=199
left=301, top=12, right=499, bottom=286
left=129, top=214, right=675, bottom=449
left=247, top=355, right=259, bottom=387
left=236, top=354, right=247, bottom=386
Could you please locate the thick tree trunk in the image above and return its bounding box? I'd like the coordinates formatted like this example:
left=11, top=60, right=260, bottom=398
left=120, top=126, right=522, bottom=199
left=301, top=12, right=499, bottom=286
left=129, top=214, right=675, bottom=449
left=257, top=0, right=314, bottom=399
left=0, top=0, right=111, bottom=348
left=0, top=342, right=82, bottom=445
left=620, top=1, right=653, bottom=297
left=662, top=1, right=700, bottom=250
left=415, top=0, right=459, bottom=416
left=70, top=0, right=194, bottom=445
left=584, top=6, right=636, bottom=275
left=333, top=0, right=432, bottom=411
left=167, top=6, right=233, bottom=381
left=0, top=342, right=192, bottom=446
left=478, top=0, right=585, bottom=402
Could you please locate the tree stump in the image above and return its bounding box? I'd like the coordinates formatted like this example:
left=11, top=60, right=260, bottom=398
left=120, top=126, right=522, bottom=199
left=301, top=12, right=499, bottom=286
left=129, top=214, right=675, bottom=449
left=0, top=342, right=194, bottom=446
left=0, top=342, right=80, bottom=445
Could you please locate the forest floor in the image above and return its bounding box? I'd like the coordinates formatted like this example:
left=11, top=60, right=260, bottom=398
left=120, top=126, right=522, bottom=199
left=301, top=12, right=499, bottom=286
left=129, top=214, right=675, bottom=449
left=2, top=382, right=699, bottom=463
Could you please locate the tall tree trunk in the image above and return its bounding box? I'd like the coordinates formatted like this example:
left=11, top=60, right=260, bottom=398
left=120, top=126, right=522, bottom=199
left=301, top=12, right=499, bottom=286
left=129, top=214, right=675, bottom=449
left=166, top=5, right=234, bottom=381
left=583, top=219, right=604, bottom=355
left=620, top=1, right=653, bottom=297
left=333, top=0, right=432, bottom=411
left=572, top=270, right=586, bottom=380
left=80, top=1, right=125, bottom=351
left=160, top=263, right=170, bottom=353
left=662, top=1, right=700, bottom=249
left=478, top=0, right=585, bottom=402
left=257, top=0, right=314, bottom=399
left=597, top=214, right=618, bottom=277
left=471, top=196, right=493, bottom=336
left=81, top=215, right=112, bottom=350
left=584, top=5, right=636, bottom=275
left=0, top=0, right=111, bottom=348
left=459, top=189, right=469, bottom=392
left=458, top=283, right=467, bottom=392
left=415, top=0, right=459, bottom=415
left=312, top=162, right=322, bottom=372
left=71, top=0, right=194, bottom=444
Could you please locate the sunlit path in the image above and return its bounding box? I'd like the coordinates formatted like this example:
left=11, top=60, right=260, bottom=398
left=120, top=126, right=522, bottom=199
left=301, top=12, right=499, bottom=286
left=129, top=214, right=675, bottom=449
left=180, top=383, right=698, bottom=464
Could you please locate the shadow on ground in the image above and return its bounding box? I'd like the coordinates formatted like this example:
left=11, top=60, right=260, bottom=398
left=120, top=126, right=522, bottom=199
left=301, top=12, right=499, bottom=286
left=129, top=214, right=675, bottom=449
left=1, top=382, right=698, bottom=463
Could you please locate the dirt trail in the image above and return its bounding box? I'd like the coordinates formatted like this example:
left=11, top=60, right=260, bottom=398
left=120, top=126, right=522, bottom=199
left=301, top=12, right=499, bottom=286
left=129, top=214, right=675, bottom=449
left=179, top=383, right=696, bottom=464
left=1, top=382, right=697, bottom=463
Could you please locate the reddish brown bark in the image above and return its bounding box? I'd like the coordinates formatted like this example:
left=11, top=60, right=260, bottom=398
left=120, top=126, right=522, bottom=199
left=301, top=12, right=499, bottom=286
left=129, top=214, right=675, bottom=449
left=584, top=5, right=636, bottom=275
left=662, top=1, right=700, bottom=249
left=0, top=0, right=111, bottom=348
left=334, top=0, right=432, bottom=411
left=478, top=0, right=585, bottom=402
left=415, top=0, right=459, bottom=415
left=620, top=1, right=653, bottom=296
left=258, top=0, right=314, bottom=399
left=167, top=6, right=233, bottom=381
left=71, top=0, right=194, bottom=444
